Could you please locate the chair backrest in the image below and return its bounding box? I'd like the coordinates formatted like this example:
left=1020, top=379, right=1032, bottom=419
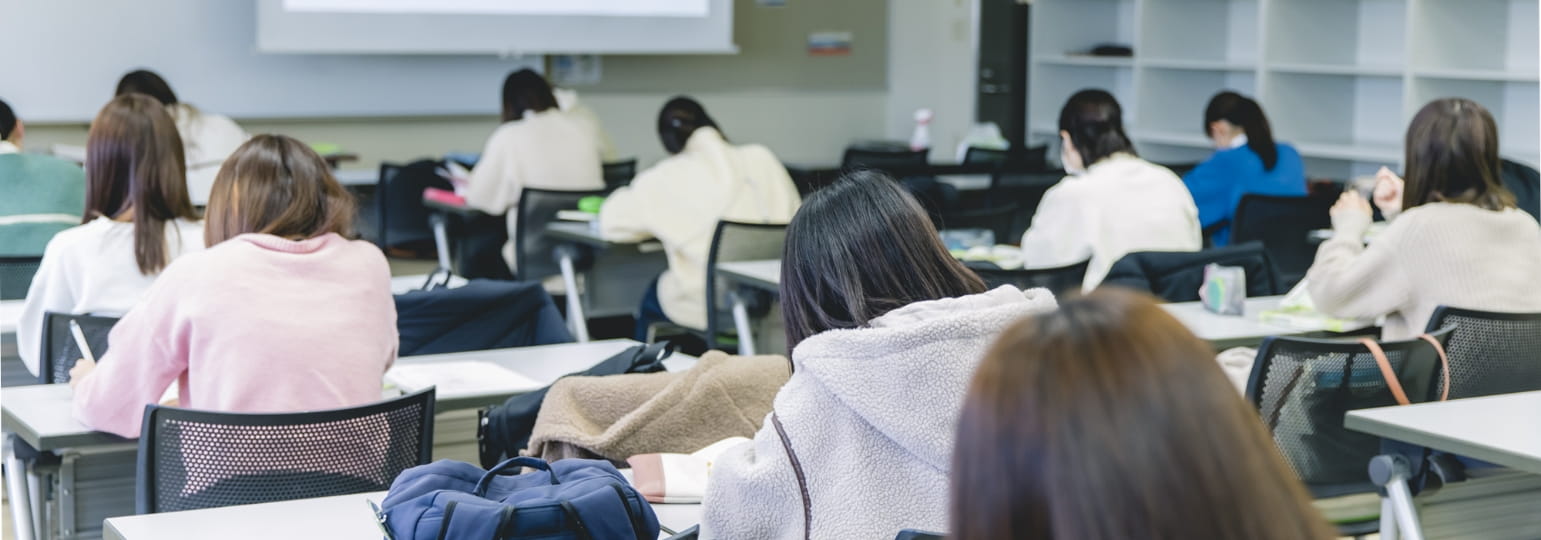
left=961, top=147, right=1009, bottom=166
left=514, top=187, right=608, bottom=281
left=0, top=256, right=43, bottom=300
left=1245, top=327, right=1454, bottom=497
left=1157, top=161, right=1200, bottom=177
left=1233, top=194, right=1334, bottom=288
left=969, top=259, right=1090, bottom=295
left=1101, top=242, right=1281, bottom=302
left=936, top=202, right=1022, bottom=242
left=841, top=145, right=928, bottom=173
left=602, top=159, right=638, bottom=192
left=136, top=388, right=436, bottom=514
left=1500, top=159, right=1541, bottom=221
left=1424, top=306, right=1541, bottom=399
left=704, top=221, right=788, bottom=345
left=376, top=160, right=452, bottom=250
left=40, top=312, right=120, bottom=384
left=395, top=280, right=573, bottom=356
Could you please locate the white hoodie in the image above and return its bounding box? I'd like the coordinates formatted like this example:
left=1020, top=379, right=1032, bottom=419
left=168, top=104, right=248, bottom=206
left=700, top=286, right=1059, bottom=539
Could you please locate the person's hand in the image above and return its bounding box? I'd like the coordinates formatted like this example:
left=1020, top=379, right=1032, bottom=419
left=1373, top=166, right=1405, bottom=219
left=1331, top=191, right=1374, bottom=240
left=67, top=357, right=96, bottom=389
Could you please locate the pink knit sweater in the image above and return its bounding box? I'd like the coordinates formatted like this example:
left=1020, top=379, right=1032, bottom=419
left=72, top=233, right=398, bottom=438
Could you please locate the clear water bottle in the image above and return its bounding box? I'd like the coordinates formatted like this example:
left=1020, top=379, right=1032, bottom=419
left=910, top=108, right=933, bottom=152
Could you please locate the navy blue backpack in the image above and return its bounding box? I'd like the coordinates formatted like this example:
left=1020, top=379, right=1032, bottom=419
left=379, top=457, right=659, bottom=540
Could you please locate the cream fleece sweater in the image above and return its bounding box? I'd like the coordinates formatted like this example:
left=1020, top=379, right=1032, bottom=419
left=1307, top=202, right=1541, bottom=340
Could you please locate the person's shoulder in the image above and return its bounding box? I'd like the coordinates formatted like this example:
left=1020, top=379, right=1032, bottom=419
left=40, top=219, right=104, bottom=254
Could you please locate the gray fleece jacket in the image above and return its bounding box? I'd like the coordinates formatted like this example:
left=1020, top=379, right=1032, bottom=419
left=700, top=286, right=1059, bottom=539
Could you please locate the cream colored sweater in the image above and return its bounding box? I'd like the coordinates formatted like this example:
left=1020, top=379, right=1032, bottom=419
left=1307, top=202, right=1541, bottom=340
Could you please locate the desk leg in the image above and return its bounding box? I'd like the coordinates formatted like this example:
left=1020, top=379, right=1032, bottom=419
left=730, top=291, right=756, bottom=356
left=1370, top=454, right=1423, bottom=540
left=4, top=449, right=35, bottom=540
left=557, top=250, right=591, bottom=343
left=429, top=213, right=453, bottom=273
left=1380, top=498, right=1399, bottom=540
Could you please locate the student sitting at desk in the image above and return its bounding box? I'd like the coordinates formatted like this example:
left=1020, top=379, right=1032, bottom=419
left=0, top=98, right=86, bottom=257
left=1019, top=89, right=1201, bottom=292
left=950, top=289, right=1334, bottom=540
left=1182, top=91, right=1306, bottom=246
left=17, top=94, right=203, bottom=378
left=700, top=172, right=1057, bottom=539
left=464, top=69, right=606, bottom=273
left=70, top=134, right=397, bottom=438
left=599, top=96, right=801, bottom=339
left=116, top=69, right=249, bottom=206
left=1308, top=98, right=1541, bottom=340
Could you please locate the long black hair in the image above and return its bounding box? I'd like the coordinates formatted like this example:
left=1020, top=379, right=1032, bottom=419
left=115, top=70, right=179, bottom=106
left=1204, top=91, right=1279, bottom=171
left=1059, top=89, right=1136, bottom=167
left=657, top=96, right=721, bottom=154
left=779, top=171, right=987, bottom=351
left=500, top=69, right=558, bottom=123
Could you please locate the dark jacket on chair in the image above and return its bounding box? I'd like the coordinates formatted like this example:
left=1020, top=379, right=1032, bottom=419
left=394, top=279, right=571, bottom=357
left=1101, top=242, right=1281, bottom=302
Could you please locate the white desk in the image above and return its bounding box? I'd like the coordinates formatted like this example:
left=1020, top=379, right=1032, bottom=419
left=332, top=169, right=379, bottom=187
left=102, top=490, right=703, bottom=540
left=1346, top=391, right=1541, bottom=475
left=2, top=340, right=696, bottom=540
left=544, top=222, right=667, bottom=343
left=388, top=273, right=468, bottom=295
left=936, top=174, right=992, bottom=192
left=2, top=299, right=22, bottom=334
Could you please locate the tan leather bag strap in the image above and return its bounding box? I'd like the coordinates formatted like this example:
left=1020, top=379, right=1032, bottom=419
left=1359, top=335, right=1451, bottom=406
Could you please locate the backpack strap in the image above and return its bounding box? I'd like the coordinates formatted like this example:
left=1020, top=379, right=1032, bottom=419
left=771, top=412, right=813, bottom=540
left=1360, top=338, right=1411, bottom=406
left=560, top=500, right=593, bottom=540
left=1418, top=334, right=1451, bottom=402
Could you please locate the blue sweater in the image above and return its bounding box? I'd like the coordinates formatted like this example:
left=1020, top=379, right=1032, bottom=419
left=1182, top=143, right=1306, bottom=246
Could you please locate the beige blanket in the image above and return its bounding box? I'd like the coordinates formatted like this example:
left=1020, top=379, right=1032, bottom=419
left=525, top=351, right=790, bottom=463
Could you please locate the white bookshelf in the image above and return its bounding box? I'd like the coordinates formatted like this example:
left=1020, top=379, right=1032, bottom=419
left=1028, top=0, right=1541, bottom=177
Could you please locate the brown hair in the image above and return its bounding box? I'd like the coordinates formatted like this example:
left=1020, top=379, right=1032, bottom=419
left=501, top=69, right=559, bottom=123
left=1402, top=98, right=1516, bottom=212
left=779, top=170, right=987, bottom=351
left=204, top=134, right=356, bottom=246
left=951, top=288, right=1334, bottom=540
left=84, top=94, right=198, bottom=275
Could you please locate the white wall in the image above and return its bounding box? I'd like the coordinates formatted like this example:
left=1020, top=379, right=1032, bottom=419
left=886, top=0, right=979, bottom=161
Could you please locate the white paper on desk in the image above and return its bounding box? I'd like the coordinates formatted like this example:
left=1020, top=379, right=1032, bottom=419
left=556, top=210, right=597, bottom=222
left=385, top=361, right=543, bottom=399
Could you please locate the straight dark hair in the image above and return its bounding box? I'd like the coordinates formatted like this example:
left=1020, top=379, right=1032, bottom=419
left=84, top=94, right=198, bottom=275
left=1401, top=98, right=1516, bottom=212
left=115, top=70, right=179, bottom=106
left=779, top=171, right=987, bottom=351
left=500, top=69, right=559, bottom=123
left=657, top=96, right=722, bottom=155
left=1059, top=89, right=1136, bottom=167
left=951, top=288, right=1335, bottom=540
left=204, top=134, right=356, bottom=246
left=1205, top=91, right=1280, bottom=171
left=0, top=98, right=16, bottom=140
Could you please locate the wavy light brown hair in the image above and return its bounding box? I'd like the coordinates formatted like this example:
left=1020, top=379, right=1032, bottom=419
left=204, top=134, right=355, bottom=246
left=951, top=288, right=1334, bottom=540
left=1401, top=98, right=1516, bottom=212
left=84, top=94, right=198, bottom=275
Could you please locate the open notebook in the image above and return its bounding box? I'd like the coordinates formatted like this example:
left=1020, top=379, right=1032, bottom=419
left=385, top=361, right=545, bottom=399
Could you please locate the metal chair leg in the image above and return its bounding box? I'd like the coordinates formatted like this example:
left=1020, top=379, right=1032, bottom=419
left=555, top=246, right=590, bottom=343
left=1370, top=454, right=1424, bottom=540
left=5, top=445, right=36, bottom=540
left=730, top=291, right=756, bottom=356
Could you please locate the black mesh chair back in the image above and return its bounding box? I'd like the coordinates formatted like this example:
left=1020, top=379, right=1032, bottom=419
left=1101, top=242, right=1282, bottom=302
left=1233, top=194, right=1333, bottom=288
left=1500, top=159, right=1541, bottom=220
left=968, top=259, right=1090, bottom=295
left=0, top=256, right=43, bottom=300
left=705, top=221, right=788, bottom=346
left=1157, top=161, right=1200, bottom=177
left=377, top=160, right=452, bottom=251
left=602, top=159, right=638, bottom=192
left=515, top=187, right=608, bottom=282
left=1245, top=327, right=1454, bottom=498
left=136, top=388, right=435, bottom=514
left=1424, top=306, right=1541, bottom=399
left=40, top=312, right=120, bottom=384
left=961, top=147, right=1009, bottom=166
left=841, top=145, right=928, bottom=173
left=936, top=202, right=1022, bottom=242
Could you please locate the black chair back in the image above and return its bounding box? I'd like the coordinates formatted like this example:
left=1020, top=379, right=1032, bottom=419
left=1245, top=327, right=1454, bottom=498
left=395, top=280, right=572, bottom=356
left=1, top=256, right=43, bottom=300
left=136, top=388, right=436, bottom=514
left=514, top=187, right=607, bottom=282
left=1501, top=159, right=1541, bottom=221
left=1157, top=161, right=1200, bottom=177
left=968, top=259, right=1090, bottom=295
left=1233, top=194, right=1333, bottom=288
left=937, top=202, right=1022, bottom=242
left=705, top=221, right=788, bottom=346
left=602, top=159, right=638, bottom=193
left=961, top=147, right=1009, bottom=166
left=40, top=312, right=120, bottom=384
left=841, top=145, right=928, bottom=173
left=1101, top=242, right=1281, bottom=302
left=1424, top=306, right=1541, bottom=399
left=377, top=160, right=452, bottom=251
